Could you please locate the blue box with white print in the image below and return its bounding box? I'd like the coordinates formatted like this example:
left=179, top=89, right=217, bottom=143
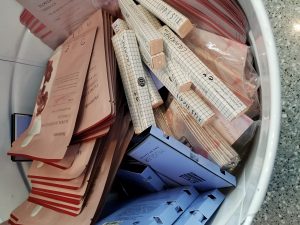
left=173, top=189, right=225, bottom=225
left=128, top=126, right=236, bottom=191
left=97, top=186, right=198, bottom=225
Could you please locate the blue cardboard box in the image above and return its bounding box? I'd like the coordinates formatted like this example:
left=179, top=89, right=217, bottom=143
left=97, top=186, right=199, bottom=225
left=118, top=164, right=166, bottom=192
left=11, top=113, right=32, bottom=161
left=128, top=126, right=236, bottom=191
left=174, top=189, right=225, bottom=225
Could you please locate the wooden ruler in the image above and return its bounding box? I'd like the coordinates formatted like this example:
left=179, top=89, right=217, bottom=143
left=136, top=0, right=193, bottom=38
left=119, top=0, right=163, bottom=55
left=112, top=30, right=156, bottom=134
left=159, top=26, right=247, bottom=121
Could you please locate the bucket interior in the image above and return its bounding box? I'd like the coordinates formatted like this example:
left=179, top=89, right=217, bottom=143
left=0, top=0, right=280, bottom=224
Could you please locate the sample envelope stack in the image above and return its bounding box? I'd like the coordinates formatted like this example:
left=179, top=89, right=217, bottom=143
left=7, top=10, right=134, bottom=223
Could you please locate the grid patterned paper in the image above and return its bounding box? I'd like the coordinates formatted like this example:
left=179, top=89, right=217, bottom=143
left=112, top=30, right=156, bottom=134
left=112, top=19, right=129, bottom=34
left=119, top=0, right=163, bottom=55
left=112, top=35, right=142, bottom=133
left=145, top=70, right=163, bottom=108
left=137, top=5, right=162, bottom=29
left=159, top=26, right=247, bottom=121
left=144, top=59, right=214, bottom=125
left=167, top=57, right=192, bottom=92
left=136, top=0, right=191, bottom=37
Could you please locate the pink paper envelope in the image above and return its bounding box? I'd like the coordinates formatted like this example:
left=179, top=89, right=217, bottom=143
left=27, top=140, right=96, bottom=181
left=44, top=144, right=81, bottom=169
left=11, top=114, right=133, bottom=224
left=8, top=28, right=97, bottom=161
left=74, top=11, right=115, bottom=136
left=31, top=189, right=81, bottom=205
left=28, top=193, right=83, bottom=211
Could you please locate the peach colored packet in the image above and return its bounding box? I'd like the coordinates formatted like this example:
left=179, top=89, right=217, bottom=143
left=44, top=144, right=81, bottom=169
left=8, top=28, right=97, bottom=161
left=28, top=193, right=83, bottom=211
left=11, top=113, right=133, bottom=224
left=31, top=189, right=81, bottom=204
left=73, top=10, right=116, bottom=136
left=17, top=0, right=120, bottom=49
left=27, top=139, right=97, bottom=181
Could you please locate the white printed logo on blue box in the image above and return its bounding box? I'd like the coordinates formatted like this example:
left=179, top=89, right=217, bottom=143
left=97, top=186, right=199, bottom=225
left=174, top=189, right=225, bottom=225
left=118, top=164, right=166, bottom=192
left=128, top=126, right=236, bottom=191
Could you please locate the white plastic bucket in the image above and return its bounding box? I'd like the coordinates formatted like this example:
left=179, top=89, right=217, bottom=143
left=0, top=0, right=281, bottom=224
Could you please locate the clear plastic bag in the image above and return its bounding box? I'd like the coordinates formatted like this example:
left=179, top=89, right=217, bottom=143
left=184, top=27, right=261, bottom=118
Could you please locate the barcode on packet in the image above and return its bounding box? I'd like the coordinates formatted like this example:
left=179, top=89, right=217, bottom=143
left=179, top=172, right=205, bottom=184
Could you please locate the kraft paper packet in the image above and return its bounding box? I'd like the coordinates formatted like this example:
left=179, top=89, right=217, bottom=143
left=17, top=0, right=119, bottom=49
left=11, top=115, right=134, bottom=224
left=29, top=138, right=102, bottom=190
left=27, top=139, right=97, bottom=181
left=28, top=193, right=84, bottom=210
left=31, top=111, right=125, bottom=199
left=73, top=127, right=110, bottom=143
left=32, top=183, right=85, bottom=199
left=44, top=144, right=81, bottom=169
left=74, top=10, right=116, bottom=136
left=31, top=189, right=81, bottom=204
left=28, top=139, right=104, bottom=202
left=8, top=27, right=97, bottom=161
left=73, top=13, right=118, bottom=142
left=31, top=122, right=128, bottom=200
left=28, top=196, right=81, bottom=216
left=27, top=113, right=131, bottom=217
left=28, top=105, right=127, bottom=203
